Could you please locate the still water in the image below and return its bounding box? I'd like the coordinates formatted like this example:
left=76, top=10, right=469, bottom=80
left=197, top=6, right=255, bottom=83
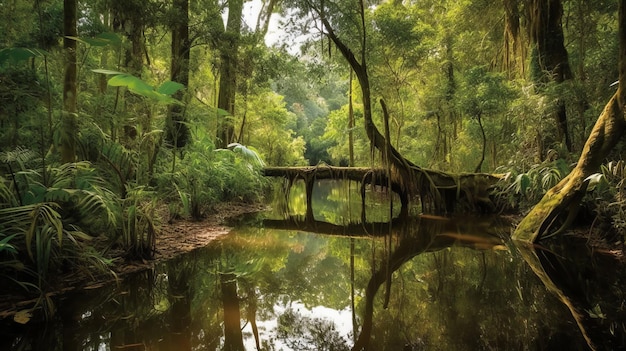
left=2, top=180, right=626, bottom=350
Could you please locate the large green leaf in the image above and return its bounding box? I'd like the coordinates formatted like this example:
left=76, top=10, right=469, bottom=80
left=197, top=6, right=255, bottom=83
left=0, top=234, right=18, bottom=255
left=66, top=32, right=122, bottom=47
left=94, top=32, right=122, bottom=47
left=92, top=70, right=184, bottom=105
left=108, top=74, right=155, bottom=96
left=157, top=81, right=185, bottom=96
left=0, top=48, right=47, bottom=64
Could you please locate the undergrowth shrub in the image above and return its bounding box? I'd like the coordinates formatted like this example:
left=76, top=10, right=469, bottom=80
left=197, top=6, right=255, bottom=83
left=158, top=141, right=269, bottom=221
left=594, top=161, right=626, bottom=242
left=0, top=151, right=115, bottom=302
left=494, top=157, right=626, bottom=243
left=492, top=158, right=572, bottom=212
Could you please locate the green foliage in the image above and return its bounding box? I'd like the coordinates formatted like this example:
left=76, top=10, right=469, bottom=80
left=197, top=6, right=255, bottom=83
left=596, top=161, right=626, bottom=241
left=121, top=185, right=158, bottom=260
left=211, top=144, right=269, bottom=203
left=0, top=171, right=114, bottom=295
left=92, top=69, right=184, bottom=105
left=493, top=159, right=572, bottom=210
left=66, top=32, right=122, bottom=48
left=158, top=131, right=269, bottom=220
left=0, top=0, right=622, bottom=314
left=0, top=48, right=47, bottom=65
left=241, top=90, right=307, bottom=166
left=322, top=104, right=369, bottom=166
left=159, top=141, right=219, bottom=220
left=0, top=66, right=47, bottom=149
left=0, top=149, right=121, bottom=296
left=458, top=66, right=515, bottom=118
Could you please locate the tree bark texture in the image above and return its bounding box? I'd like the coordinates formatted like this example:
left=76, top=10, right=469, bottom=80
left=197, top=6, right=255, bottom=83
left=503, top=0, right=526, bottom=78
left=165, top=0, right=191, bottom=149
left=514, top=0, right=626, bottom=242
left=60, top=0, right=78, bottom=163
left=217, top=0, right=243, bottom=148
left=111, top=0, right=146, bottom=75
left=528, top=0, right=573, bottom=151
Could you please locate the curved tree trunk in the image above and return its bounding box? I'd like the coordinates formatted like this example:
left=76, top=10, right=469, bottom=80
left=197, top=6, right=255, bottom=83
left=475, top=113, right=486, bottom=173
left=313, top=2, right=500, bottom=214
left=514, top=0, right=626, bottom=242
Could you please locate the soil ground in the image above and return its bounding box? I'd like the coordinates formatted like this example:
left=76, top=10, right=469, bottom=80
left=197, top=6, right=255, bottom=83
left=112, top=201, right=269, bottom=275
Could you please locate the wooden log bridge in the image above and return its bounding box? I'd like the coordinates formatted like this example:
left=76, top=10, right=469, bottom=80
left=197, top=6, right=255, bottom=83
left=262, top=165, right=503, bottom=217
left=263, top=165, right=397, bottom=220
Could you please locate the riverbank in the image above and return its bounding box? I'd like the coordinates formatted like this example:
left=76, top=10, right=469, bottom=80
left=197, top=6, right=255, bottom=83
left=112, top=201, right=269, bottom=275
left=0, top=201, right=268, bottom=321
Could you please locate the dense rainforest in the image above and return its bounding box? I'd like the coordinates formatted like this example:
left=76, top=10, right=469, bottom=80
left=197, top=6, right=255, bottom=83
left=1, top=0, right=626, bottom=325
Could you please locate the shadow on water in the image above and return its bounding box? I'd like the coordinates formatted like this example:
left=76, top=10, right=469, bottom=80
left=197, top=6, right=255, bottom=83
left=2, top=180, right=626, bottom=350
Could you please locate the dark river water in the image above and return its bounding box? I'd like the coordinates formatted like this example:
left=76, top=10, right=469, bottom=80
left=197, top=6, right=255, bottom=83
left=2, top=180, right=626, bottom=350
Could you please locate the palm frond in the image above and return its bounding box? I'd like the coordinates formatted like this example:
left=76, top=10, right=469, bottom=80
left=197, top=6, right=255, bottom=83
left=0, top=147, right=37, bottom=169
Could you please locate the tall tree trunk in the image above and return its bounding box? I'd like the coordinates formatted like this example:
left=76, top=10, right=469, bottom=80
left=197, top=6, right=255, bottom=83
left=111, top=0, right=148, bottom=136
left=513, top=0, right=626, bottom=242
left=349, top=69, right=355, bottom=167
left=60, top=0, right=78, bottom=163
left=528, top=0, right=573, bottom=152
left=112, top=0, right=145, bottom=76
left=216, top=0, right=243, bottom=148
left=503, top=0, right=525, bottom=78
left=165, top=0, right=191, bottom=153
left=441, top=33, right=455, bottom=165
left=232, top=0, right=278, bottom=145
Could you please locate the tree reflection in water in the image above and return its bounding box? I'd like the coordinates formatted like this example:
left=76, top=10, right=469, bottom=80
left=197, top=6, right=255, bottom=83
left=2, top=208, right=626, bottom=350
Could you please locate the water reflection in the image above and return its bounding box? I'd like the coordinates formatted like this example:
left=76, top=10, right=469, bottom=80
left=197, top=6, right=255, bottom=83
left=516, top=240, right=626, bottom=351
left=2, top=181, right=625, bottom=350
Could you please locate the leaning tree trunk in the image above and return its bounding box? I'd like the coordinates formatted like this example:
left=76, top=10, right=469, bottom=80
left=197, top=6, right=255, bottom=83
left=513, top=0, right=626, bottom=242
left=312, top=0, right=500, bottom=214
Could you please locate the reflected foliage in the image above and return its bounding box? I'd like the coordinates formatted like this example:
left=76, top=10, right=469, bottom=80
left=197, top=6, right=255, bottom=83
left=2, top=185, right=626, bottom=350
left=277, top=308, right=350, bottom=351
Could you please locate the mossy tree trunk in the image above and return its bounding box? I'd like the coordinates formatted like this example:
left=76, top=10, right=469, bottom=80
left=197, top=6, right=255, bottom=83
left=513, top=0, right=626, bottom=242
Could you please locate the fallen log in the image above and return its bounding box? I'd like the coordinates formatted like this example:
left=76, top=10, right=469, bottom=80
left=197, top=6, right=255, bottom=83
left=262, top=165, right=504, bottom=214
